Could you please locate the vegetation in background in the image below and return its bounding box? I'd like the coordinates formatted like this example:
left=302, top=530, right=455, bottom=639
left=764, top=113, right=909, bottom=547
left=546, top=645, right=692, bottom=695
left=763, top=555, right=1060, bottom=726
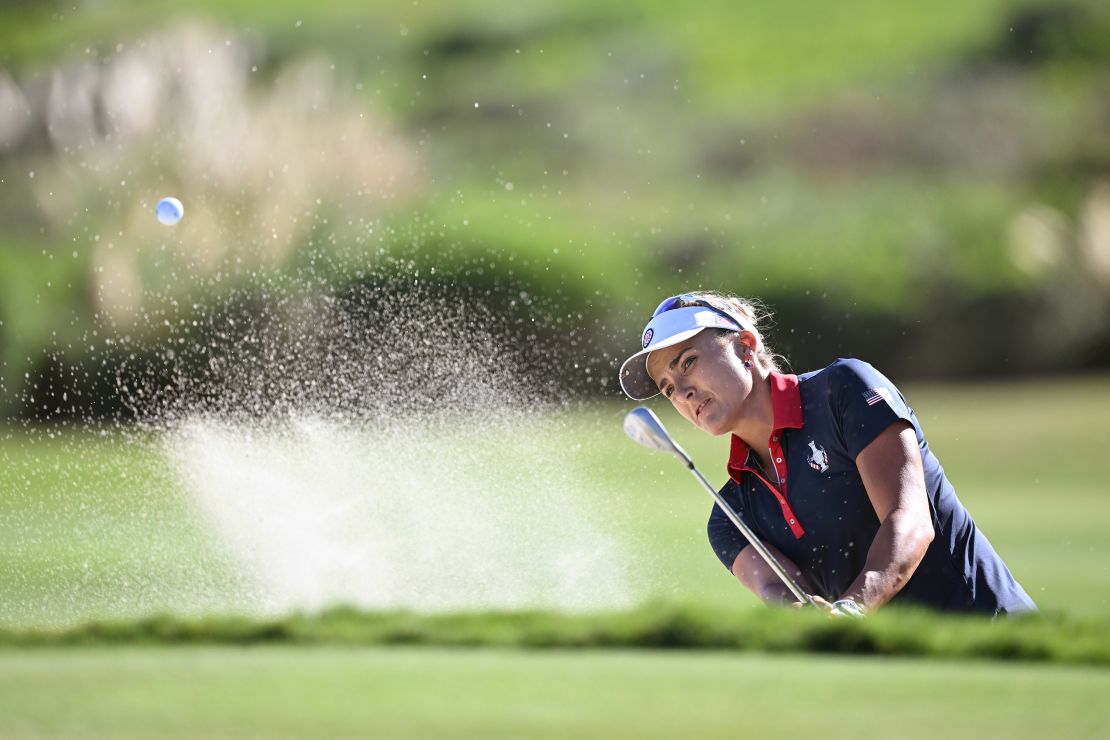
left=2, top=1, right=1110, bottom=419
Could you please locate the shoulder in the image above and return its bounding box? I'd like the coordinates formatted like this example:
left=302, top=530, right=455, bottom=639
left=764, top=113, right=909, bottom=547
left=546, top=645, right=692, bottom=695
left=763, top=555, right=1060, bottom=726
left=825, top=358, right=883, bottom=379
left=802, top=358, right=894, bottom=390
left=797, top=358, right=884, bottom=390
left=798, top=359, right=909, bottom=422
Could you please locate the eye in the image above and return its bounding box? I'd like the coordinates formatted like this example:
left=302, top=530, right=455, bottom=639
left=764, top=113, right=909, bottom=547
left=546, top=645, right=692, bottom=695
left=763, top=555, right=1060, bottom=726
left=664, top=384, right=674, bottom=398
left=682, top=355, right=696, bottom=371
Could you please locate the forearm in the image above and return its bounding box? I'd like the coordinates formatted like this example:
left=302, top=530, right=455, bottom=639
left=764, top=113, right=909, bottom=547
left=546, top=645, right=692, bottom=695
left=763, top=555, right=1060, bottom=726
left=841, top=508, right=934, bottom=610
left=734, top=547, right=814, bottom=607
left=755, top=581, right=806, bottom=606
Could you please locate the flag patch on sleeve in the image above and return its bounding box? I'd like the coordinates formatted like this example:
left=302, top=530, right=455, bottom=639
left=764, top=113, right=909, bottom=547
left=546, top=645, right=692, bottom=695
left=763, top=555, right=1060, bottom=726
left=862, top=387, right=892, bottom=406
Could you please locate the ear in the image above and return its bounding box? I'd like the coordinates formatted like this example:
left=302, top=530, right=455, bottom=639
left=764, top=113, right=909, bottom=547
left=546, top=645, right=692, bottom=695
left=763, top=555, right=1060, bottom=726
left=728, top=330, right=759, bottom=356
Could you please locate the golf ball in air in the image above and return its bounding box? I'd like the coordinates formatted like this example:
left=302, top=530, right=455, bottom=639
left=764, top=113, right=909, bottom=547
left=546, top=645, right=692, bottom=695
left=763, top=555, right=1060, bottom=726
left=156, top=197, right=184, bottom=225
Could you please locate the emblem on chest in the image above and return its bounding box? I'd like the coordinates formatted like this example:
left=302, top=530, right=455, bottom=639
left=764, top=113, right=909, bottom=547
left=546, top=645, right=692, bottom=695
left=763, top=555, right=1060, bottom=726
left=806, top=440, right=830, bottom=473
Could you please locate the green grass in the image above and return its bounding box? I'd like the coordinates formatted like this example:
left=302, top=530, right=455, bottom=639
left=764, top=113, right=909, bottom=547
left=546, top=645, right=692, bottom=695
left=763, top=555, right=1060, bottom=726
left=2, top=374, right=1109, bottom=628
left=0, top=646, right=1107, bottom=739
left=0, top=429, right=249, bottom=627
left=2, top=378, right=1109, bottom=737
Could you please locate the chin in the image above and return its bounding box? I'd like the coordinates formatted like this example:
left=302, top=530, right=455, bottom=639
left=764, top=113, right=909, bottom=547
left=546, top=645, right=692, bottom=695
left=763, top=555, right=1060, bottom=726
left=697, top=415, right=728, bottom=437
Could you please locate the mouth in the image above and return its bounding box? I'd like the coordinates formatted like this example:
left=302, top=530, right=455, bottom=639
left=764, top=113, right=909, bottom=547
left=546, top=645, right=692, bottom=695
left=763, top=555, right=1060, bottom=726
left=695, top=398, right=710, bottom=419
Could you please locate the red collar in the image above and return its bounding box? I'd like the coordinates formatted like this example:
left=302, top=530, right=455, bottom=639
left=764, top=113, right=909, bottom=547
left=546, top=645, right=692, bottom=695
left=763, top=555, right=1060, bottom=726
left=726, top=371, right=803, bottom=483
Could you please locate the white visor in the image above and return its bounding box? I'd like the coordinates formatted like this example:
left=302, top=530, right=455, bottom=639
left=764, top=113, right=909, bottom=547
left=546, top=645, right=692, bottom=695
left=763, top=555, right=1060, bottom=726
left=618, top=306, right=743, bottom=400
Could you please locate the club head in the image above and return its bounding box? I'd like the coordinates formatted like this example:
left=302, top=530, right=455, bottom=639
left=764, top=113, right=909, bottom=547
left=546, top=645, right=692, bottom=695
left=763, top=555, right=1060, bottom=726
left=623, top=407, right=692, bottom=465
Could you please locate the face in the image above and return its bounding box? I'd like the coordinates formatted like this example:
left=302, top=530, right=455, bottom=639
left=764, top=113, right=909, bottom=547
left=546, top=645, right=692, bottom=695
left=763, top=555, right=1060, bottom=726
left=645, top=329, right=755, bottom=436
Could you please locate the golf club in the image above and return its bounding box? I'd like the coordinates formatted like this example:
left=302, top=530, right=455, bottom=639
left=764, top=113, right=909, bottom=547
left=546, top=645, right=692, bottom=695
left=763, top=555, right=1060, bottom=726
left=623, top=406, right=816, bottom=607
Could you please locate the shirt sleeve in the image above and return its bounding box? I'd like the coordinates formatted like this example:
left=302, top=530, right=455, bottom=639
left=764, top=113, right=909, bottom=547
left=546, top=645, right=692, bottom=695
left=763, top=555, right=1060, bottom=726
left=828, top=359, right=916, bottom=459
left=706, top=481, right=751, bottom=571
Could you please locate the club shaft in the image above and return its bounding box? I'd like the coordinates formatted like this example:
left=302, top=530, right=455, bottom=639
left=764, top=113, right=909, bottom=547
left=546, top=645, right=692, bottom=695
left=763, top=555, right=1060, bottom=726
left=687, top=463, right=815, bottom=607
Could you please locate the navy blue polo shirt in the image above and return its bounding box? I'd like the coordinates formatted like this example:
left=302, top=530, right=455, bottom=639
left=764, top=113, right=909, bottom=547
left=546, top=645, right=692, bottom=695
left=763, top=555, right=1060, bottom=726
left=707, top=359, right=1036, bottom=615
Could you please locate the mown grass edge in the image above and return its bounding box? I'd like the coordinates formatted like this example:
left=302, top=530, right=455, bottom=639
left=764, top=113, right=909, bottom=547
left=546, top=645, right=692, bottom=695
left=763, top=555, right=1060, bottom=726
left=2, top=603, right=1107, bottom=666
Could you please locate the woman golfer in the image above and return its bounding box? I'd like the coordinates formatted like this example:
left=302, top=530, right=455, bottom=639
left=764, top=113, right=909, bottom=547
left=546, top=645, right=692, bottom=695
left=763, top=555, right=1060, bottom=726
left=620, top=292, right=1036, bottom=616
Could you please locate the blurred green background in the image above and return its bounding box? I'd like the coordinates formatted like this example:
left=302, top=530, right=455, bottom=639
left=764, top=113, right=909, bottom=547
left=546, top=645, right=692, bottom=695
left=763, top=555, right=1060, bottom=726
left=3, top=0, right=1110, bottom=417
left=3, top=1, right=1110, bottom=737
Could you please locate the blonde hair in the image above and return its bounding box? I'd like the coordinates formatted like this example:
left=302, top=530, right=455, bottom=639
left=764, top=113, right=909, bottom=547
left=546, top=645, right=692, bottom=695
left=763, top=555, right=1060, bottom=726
left=673, top=291, right=787, bottom=373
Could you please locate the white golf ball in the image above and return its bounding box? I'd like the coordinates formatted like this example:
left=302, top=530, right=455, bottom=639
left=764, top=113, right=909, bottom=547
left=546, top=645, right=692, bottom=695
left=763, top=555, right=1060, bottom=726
left=156, top=196, right=184, bottom=225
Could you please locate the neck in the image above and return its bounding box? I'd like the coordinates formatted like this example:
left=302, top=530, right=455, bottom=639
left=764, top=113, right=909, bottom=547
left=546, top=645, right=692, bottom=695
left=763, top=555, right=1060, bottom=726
left=730, top=370, right=775, bottom=452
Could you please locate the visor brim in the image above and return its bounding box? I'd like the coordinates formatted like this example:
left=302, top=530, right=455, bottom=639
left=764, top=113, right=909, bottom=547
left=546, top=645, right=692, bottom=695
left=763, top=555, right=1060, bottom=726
left=618, top=327, right=706, bottom=400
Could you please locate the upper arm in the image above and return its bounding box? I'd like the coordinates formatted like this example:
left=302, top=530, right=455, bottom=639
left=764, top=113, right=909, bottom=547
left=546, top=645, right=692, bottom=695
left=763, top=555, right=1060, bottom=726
left=825, top=359, right=931, bottom=523
left=856, top=420, right=930, bottom=523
